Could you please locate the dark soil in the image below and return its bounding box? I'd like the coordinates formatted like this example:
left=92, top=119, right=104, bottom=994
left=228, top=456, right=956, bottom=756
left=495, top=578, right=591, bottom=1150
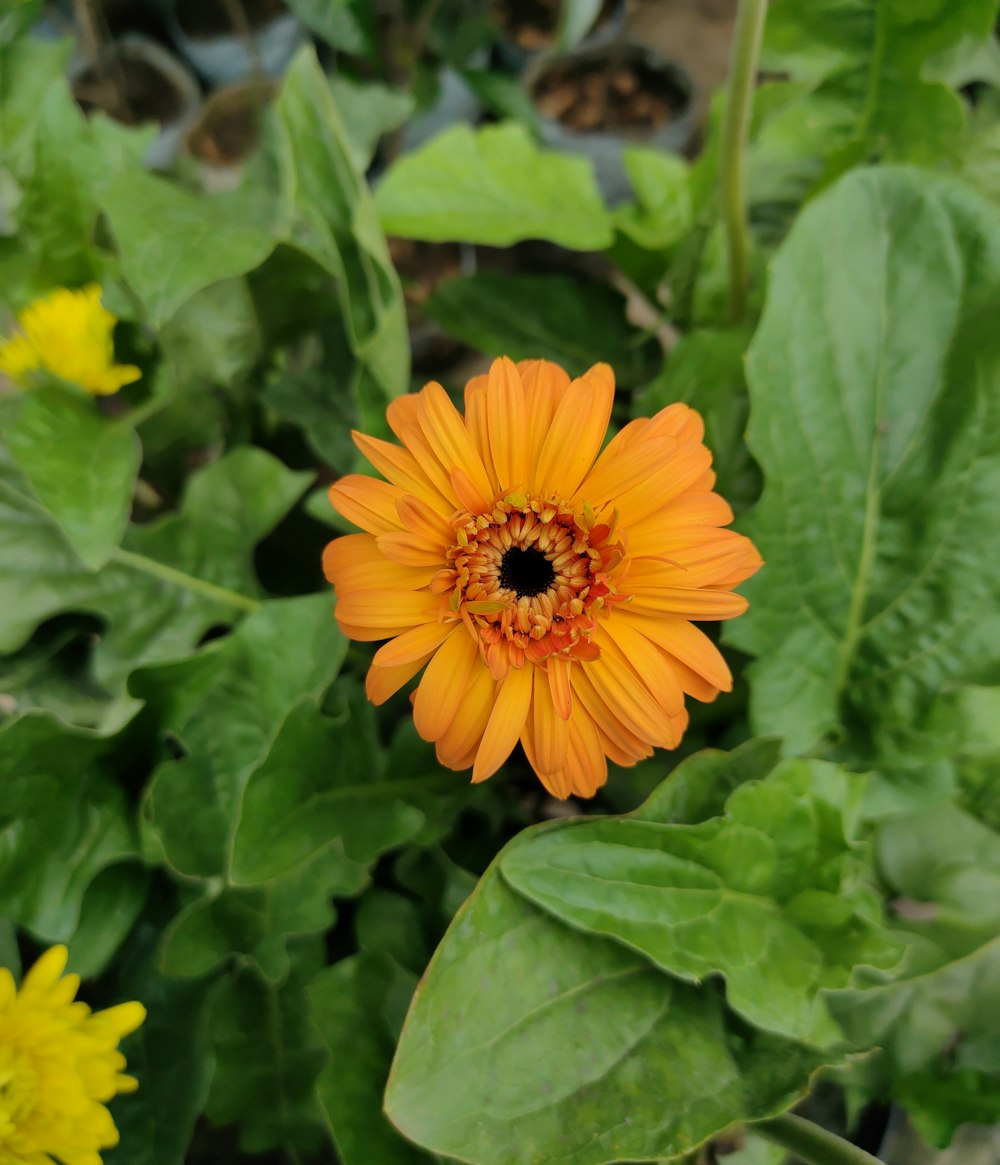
left=533, top=50, right=684, bottom=132
left=92, top=0, right=170, bottom=39
left=188, top=87, right=272, bottom=165
left=176, top=0, right=286, bottom=39
left=494, top=0, right=618, bottom=51
left=73, top=55, right=184, bottom=126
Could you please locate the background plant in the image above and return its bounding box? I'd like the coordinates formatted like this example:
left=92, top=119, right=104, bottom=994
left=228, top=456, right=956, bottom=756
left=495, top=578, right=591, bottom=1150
left=1, top=0, right=1000, bottom=1162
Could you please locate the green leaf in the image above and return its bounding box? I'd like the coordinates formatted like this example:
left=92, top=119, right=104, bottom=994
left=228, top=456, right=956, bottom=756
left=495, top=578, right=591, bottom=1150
left=385, top=862, right=828, bottom=1165
left=613, top=148, right=693, bottom=251
left=726, top=168, right=1000, bottom=768
left=0, top=713, right=135, bottom=942
left=0, top=445, right=310, bottom=685
left=501, top=755, right=893, bottom=1047
left=761, top=0, right=997, bottom=178
left=830, top=803, right=1000, bottom=1145
left=138, top=595, right=348, bottom=880
left=17, top=81, right=104, bottom=286
left=286, top=0, right=370, bottom=54
left=100, top=171, right=273, bottom=329
left=66, top=862, right=149, bottom=979
left=266, top=47, right=409, bottom=426
left=160, top=849, right=364, bottom=982
left=311, top=953, right=435, bottom=1165
left=329, top=75, right=414, bottom=171
left=424, top=271, right=655, bottom=385
left=206, top=961, right=329, bottom=1154
left=6, top=384, right=141, bottom=569
left=106, top=941, right=214, bottom=1165
left=0, top=36, right=72, bottom=178
left=375, top=122, right=615, bottom=249
left=230, top=683, right=438, bottom=885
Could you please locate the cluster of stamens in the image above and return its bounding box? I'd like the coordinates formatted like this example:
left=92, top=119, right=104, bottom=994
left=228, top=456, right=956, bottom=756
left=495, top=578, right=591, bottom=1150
left=433, top=491, right=627, bottom=678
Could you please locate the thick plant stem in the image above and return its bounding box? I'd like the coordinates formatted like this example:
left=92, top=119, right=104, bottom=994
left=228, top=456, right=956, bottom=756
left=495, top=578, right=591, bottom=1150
left=719, top=0, right=767, bottom=324
left=110, top=548, right=262, bottom=613
left=756, top=1113, right=883, bottom=1165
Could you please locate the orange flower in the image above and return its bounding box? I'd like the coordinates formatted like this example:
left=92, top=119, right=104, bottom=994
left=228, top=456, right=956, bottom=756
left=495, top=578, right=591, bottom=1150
left=324, top=357, right=761, bottom=799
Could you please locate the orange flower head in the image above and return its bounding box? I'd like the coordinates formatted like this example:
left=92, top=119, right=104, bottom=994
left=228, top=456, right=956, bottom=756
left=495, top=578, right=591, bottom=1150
left=324, top=357, right=762, bottom=799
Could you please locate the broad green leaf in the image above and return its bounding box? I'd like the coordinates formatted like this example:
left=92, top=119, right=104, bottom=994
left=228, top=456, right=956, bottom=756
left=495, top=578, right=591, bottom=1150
left=761, top=0, right=997, bottom=178
left=286, top=0, right=369, bottom=54
left=424, top=271, right=655, bottom=385
left=727, top=168, right=1000, bottom=768
left=100, top=171, right=273, bottom=328
left=16, top=81, right=103, bottom=286
left=158, top=277, right=262, bottom=389
left=375, top=122, right=614, bottom=249
left=266, top=47, right=409, bottom=425
left=0, top=36, right=71, bottom=178
left=613, top=148, right=692, bottom=251
left=230, top=684, right=442, bottom=885
left=66, top=861, right=148, bottom=979
left=0, top=713, right=135, bottom=942
left=138, top=595, right=348, bottom=880
left=951, top=685, right=1000, bottom=830
left=6, top=384, right=140, bottom=569
left=106, top=940, right=214, bottom=1165
left=830, top=804, right=1000, bottom=1145
left=0, top=445, right=310, bottom=685
left=262, top=367, right=357, bottom=471
left=501, top=756, right=893, bottom=1047
left=311, top=953, right=434, bottom=1165
left=206, top=961, right=329, bottom=1154
left=159, top=848, right=364, bottom=982
left=385, top=863, right=828, bottom=1165
left=354, top=889, right=430, bottom=975
left=329, top=75, right=414, bottom=171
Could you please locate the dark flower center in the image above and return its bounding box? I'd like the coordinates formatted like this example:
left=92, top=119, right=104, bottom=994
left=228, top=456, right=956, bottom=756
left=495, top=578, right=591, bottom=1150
left=498, top=546, right=556, bottom=598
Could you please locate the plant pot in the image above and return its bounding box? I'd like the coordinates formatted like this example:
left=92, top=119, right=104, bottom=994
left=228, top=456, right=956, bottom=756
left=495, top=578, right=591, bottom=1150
left=527, top=42, right=694, bottom=205
left=493, top=0, right=626, bottom=72
left=71, top=33, right=202, bottom=171
left=167, top=0, right=304, bottom=87
left=387, top=237, right=476, bottom=374
left=183, top=78, right=276, bottom=191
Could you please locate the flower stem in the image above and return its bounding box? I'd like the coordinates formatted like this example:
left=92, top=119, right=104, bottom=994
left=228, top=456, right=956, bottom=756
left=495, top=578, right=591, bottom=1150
left=110, top=547, right=262, bottom=613
left=755, top=1113, right=883, bottom=1165
left=720, top=0, right=767, bottom=324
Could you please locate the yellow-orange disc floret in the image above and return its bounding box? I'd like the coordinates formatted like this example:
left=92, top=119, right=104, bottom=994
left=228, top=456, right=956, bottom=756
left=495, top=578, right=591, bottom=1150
left=324, top=356, right=762, bottom=799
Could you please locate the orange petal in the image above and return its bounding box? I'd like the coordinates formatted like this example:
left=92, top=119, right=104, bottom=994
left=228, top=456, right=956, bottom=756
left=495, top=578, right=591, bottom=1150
left=418, top=381, right=495, bottom=505
left=366, top=657, right=430, bottom=704
left=564, top=711, right=608, bottom=797
left=534, top=363, right=614, bottom=499
left=323, top=534, right=434, bottom=593
left=353, top=431, right=451, bottom=512
left=471, top=663, right=534, bottom=783
left=328, top=476, right=405, bottom=535
left=517, top=359, right=568, bottom=480
left=336, top=589, right=443, bottom=635
left=435, top=658, right=497, bottom=770
left=627, top=587, right=749, bottom=621
left=571, top=666, right=652, bottom=759
left=618, top=613, right=733, bottom=692
left=413, top=625, right=480, bottom=741
left=584, top=642, right=673, bottom=746
left=601, top=617, right=685, bottom=717
left=486, top=356, right=528, bottom=489
left=372, top=620, right=458, bottom=668
left=547, top=656, right=573, bottom=720
left=397, top=493, right=454, bottom=543
left=376, top=530, right=447, bottom=568
left=613, top=443, right=714, bottom=527
left=463, top=375, right=498, bottom=493
left=532, top=671, right=570, bottom=776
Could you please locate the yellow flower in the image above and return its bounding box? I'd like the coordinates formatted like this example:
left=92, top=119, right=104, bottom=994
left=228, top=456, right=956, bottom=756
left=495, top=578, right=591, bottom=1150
left=324, top=356, right=762, bottom=799
left=0, top=945, right=145, bottom=1165
left=0, top=285, right=141, bottom=396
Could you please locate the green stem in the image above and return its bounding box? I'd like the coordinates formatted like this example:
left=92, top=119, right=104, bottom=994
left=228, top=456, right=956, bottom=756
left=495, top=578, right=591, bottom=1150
left=756, top=1113, right=883, bottom=1165
left=719, top=0, right=768, bottom=324
left=110, top=547, right=262, bottom=613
